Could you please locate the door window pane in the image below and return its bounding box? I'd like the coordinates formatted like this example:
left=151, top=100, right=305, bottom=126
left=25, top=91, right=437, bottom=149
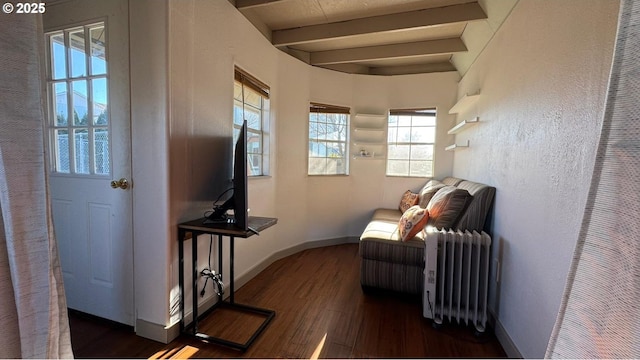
left=90, top=25, right=106, bottom=75
left=55, top=129, right=70, bottom=173
left=69, top=29, right=86, bottom=78
left=50, top=33, right=66, bottom=80
left=52, top=82, right=68, bottom=126
left=94, top=128, right=109, bottom=175
left=92, top=78, right=108, bottom=125
left=72, top=80, right=88, bottom=125
left=74, top=129, right=90, bottom=174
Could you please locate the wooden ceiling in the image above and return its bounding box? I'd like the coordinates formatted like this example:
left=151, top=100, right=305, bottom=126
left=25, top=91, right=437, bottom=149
left=232, top=0, right=518, bottom=76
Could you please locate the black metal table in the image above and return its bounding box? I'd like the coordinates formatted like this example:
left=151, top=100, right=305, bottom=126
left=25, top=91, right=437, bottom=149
left=177, top=216, right=277, bottom=351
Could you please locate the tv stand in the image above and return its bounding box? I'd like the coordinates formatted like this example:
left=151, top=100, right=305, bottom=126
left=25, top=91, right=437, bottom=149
left=247, top=226, right=259, bottom=236
left=177, top=216, right=277, bottom=351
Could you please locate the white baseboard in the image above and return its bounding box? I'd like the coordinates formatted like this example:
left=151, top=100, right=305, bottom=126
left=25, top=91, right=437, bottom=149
left=490, top=312, right=523, bottom=358
left=135, top=318, right=176, bottom=344
left=137, top=237, right=358, bottom=343
left=235, top=236, right=358, bottom=290
left=136, top=294, right=219, bottom=343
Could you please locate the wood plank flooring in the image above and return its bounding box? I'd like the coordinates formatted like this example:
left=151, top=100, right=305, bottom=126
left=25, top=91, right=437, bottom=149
left=69, top=243, right=507, bottom=358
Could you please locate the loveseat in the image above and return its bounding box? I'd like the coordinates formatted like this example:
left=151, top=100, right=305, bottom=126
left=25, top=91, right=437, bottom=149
left=359, top=177, right=496, bottom=294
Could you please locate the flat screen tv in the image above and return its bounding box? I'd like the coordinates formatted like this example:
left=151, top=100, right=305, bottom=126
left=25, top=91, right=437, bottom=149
left=205, top=120, right=248, bottom=231
left=232, top=120, right=249, bottom=231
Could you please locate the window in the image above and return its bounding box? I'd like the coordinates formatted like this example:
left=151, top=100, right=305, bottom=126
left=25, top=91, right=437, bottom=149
left=234, top=67, right=270, bottom=176
left=46, top=23, right=110, bottom=175
left=308, top=103, right=350, bottom=175
left=386, top=108, right=436, bottom=177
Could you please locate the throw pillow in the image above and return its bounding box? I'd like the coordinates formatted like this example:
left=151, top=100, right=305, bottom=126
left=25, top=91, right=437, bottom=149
left=399, top=190, right=419, bottom=213
left=398, top=205, right=429, bottom=242
left=418, top=180, right=446, bottom=208
left=426, top=186, right=472, bottom=229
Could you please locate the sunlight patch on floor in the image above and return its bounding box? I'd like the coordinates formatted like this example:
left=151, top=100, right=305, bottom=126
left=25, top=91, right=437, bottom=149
left=310, top=333, right=328, bottom=360
left=149, top=345, right=199, bottom=359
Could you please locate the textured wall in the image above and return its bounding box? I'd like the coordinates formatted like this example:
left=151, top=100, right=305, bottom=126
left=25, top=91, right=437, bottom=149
left=451, top=0, right=619, bottom=357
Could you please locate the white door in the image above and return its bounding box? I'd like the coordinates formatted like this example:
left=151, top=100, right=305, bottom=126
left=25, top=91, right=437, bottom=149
left=43, top=0, right=133, bottom=325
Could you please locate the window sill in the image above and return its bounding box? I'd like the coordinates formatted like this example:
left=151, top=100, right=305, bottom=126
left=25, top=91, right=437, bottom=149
left=249, top=175, right=272, bottom=180
left=307, top=174, right=350, bottom=177
left=385, top=175, right=432, bottom=179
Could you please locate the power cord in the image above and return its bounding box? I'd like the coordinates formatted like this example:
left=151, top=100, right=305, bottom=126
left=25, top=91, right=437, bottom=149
left=200, top=235, right=225, bottom=298
left=203, top=187, right=234, bottom=220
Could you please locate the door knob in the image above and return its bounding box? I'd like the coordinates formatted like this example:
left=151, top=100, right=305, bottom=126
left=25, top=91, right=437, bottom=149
left=110, top=178, right=129, bottom=190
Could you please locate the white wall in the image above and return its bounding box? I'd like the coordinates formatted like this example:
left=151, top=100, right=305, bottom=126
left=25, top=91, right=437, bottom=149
left=451, top=0, right=619, bottom=357
left=129, top=0, right=171, bottom=332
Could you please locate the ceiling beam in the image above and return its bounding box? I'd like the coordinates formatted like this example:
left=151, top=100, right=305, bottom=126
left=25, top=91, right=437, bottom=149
left=370, top=62, right=457, bottom=76
left=317, top=63, right=371, bottom=75
left=272, top=2, right=487, bottom=47
left=310, top=38, right=466, bottom=66
left=236, top=0, right=286, bottom=10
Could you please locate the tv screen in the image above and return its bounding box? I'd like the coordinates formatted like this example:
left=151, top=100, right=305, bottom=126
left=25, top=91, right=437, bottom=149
left=204, top=120, right=249, bottom=230
left=233, top=120, right=249, bottom=230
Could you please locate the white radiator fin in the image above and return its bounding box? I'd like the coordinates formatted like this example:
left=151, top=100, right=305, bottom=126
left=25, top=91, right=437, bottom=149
left=423, top=229, right=491, bottom=332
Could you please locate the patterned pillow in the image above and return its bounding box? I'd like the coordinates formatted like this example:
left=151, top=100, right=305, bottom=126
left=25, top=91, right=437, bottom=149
left=399, top=190, right=420, bottom=213
left=398, top=205, right=429, bottom=242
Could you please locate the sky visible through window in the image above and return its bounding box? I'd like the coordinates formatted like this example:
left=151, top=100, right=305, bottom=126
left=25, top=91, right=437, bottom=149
left=51, top=29, right=108, bottom=119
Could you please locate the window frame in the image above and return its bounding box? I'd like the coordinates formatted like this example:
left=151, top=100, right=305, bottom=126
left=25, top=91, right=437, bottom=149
left=45, top=22, right=111, bottom=177
left=307, top=102, right=351, bottom=176
left=233, top=67, right=270, bottom=177
left=386, top=108, right=437, bottom=178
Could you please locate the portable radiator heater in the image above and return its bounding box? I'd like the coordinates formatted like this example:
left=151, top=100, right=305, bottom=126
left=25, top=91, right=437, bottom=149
left=423, top=229, right=492, bottom=333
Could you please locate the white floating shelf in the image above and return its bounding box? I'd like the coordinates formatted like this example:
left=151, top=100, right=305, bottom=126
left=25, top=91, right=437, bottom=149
left=448, top=117, right=479, bottom=135
left=353, top=154, right=385, bottom=160
left=449, top=93, right=480, bottom=114
left=445, top=140, right=470, bottom=151
left=354, top=127, right=385, bottom=133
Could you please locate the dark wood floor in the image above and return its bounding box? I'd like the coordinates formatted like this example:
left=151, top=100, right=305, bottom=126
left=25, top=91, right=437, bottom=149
left=69, top=243, right=507, bottom=358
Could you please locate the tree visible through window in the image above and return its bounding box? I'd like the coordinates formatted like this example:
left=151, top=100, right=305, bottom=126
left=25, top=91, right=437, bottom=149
left=386, top=108, right=436, bottom=177
left=308, top=102, right=350, bottom=175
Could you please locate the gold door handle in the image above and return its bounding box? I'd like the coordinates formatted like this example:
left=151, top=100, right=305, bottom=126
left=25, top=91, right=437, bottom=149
left=110, top=178, right=129, bottom=190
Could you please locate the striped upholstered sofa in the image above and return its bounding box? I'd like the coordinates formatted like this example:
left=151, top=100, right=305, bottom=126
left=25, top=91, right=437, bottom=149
left=359, top=177, right=495, bottom=294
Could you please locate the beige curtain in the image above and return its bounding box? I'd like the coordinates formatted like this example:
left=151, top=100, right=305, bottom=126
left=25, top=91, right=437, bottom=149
left=546, top=0, right=640, bottom=357
left=0, top=13, right=73, bottom=359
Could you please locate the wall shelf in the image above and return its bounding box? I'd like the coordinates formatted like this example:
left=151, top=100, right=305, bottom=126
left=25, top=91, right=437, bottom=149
left=448, top=117, right=479, bottom=135
left=352, top=113, right=387, bottom=160
left=352, top=154, right=385, bottom=160
left=445, top=140, right=470, bottom=151
left=449, top=93, right=480, bottom=114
